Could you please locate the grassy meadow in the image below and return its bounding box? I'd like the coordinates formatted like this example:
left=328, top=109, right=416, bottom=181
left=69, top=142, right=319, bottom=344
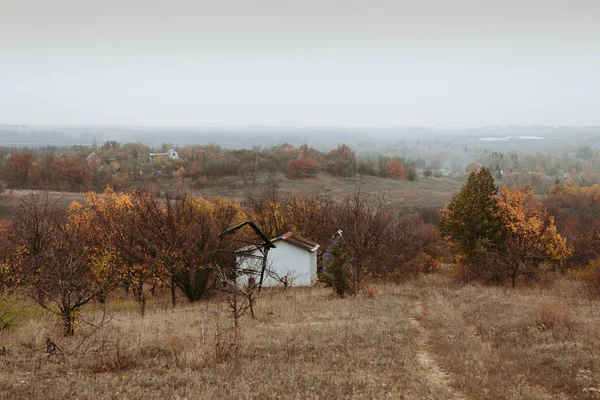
left=190, top=172, right=463, bottom=211
left=1, top=268, right=599, bottom=399
left=0, top=173, right=462, bottom=219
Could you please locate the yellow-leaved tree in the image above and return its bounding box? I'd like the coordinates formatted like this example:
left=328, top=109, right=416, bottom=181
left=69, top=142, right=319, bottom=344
left=497, top=186, right=571, bottom=287
left=70, top=187, right=154, bottom=315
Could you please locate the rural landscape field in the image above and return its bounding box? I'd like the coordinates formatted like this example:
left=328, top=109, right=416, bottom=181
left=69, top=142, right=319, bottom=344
left=1, top=134, right=600, bottom=399
left=1, top=266, right=600, bottom=399
left=3, top=0, right=600, bottom=398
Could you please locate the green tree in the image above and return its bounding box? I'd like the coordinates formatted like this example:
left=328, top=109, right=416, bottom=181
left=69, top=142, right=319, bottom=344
left=440, top=168, right=504, bottom=261
left=325, top=144, right=356, bottom=177
left=321, top=242, right=354, bottom=298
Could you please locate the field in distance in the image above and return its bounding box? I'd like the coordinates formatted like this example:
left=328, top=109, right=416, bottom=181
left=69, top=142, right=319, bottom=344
left=188, top=172, right=462, bottom=211
left=0, top=173, right=462, bottom=218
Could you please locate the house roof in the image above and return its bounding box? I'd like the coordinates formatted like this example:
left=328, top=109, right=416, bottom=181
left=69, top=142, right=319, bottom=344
left=272, top=232, right=320, bottom=252
left=219, top=221, right=276, bottom=249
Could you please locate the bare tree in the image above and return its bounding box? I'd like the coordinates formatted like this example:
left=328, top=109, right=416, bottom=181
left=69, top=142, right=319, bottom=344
left=332, top=191, right=391, bottom=293
left=12, top=194, right=117, bottom=335
left=11, top=193, right=61, bottom=305
left=216, top=267, right=265, bottom=323
left=265, top=267, right=301, bottom=290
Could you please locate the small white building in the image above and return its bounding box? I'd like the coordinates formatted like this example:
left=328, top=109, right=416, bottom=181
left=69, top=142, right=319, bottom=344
left=149, top=148, right=179, bottom=162
left=237, top=232, right=319, bottom=287
left=86, top=152, right=102, bottom=168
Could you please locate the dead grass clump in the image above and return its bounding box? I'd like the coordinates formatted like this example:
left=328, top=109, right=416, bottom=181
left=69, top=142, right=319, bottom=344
left=136, top=341, right=173, bottom=359
left=89, top=347, right=137, bottom=374
left=214, top=323, right=240, bottom=363
left=533, top=299, right=578, bottom=332
left=551, top=277, right=588, bottom=299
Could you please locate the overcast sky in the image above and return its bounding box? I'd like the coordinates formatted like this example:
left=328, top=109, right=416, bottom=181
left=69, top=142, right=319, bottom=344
left=1, top=0, right=599, bottom=127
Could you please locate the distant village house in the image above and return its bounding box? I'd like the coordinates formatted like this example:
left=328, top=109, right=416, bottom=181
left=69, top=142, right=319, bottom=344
left=149, top=149, right=179, bottom=162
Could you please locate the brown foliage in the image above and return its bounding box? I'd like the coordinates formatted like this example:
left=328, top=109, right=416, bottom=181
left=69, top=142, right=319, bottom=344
left=386, top=159, right=406, bottom=180
left=48, top=157, right=94, bottom=191
left=544, top=183, right=600, bottom=267
left=2, top=153, right=33, bottom=187
left=285, top=155, right=320, bottom=179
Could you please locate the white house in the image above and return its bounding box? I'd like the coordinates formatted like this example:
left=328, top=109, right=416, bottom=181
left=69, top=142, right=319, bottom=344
left=237, top=232, right=319, bottom=287
left=149, top=148, right=179, bottom=162
left=86, top=152, right=102, bottom=168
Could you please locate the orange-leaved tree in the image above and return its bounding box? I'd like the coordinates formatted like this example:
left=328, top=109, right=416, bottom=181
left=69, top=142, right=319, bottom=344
left=285, top=154, right=320, bottom=179
left=386, top=159, right=406, bottom=180
left=69, top=187, right=155, bottom=314
left=497, top=186, right=571, bottom=287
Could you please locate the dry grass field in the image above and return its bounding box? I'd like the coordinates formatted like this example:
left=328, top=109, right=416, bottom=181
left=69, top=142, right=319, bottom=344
left=421, top=274, right=600, bottom=400
left=0, top=173, right=461, bottom=219
left=1, top=269, right=599, bottom=399
left=190, top=172, right=462, bottom=211
left=0, top=189, right=84, bottom=219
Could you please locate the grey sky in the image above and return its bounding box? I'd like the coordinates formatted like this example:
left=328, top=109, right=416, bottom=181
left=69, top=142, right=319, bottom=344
left=1, top=0, right=599, bottom=127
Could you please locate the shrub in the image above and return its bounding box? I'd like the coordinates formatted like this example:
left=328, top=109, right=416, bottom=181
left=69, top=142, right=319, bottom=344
left=321, top=242, right=355, bottom=298
left=405, top=162, right=418, bottom=181
left=575, top=259, right=600, bottom=298
left=285, top=156, right=320, bottom=179
left=90, top=347, right=137, bottom=374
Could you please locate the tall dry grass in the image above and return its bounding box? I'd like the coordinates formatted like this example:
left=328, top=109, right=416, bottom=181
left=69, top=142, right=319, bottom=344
left=421, top=272, right=600, bottom=399
left=0, top=284, right=451, bottom=399
left=1, top=274, right=600, bottom=399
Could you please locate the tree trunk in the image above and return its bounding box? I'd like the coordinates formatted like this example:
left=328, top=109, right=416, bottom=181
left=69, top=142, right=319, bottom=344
left=249, top=296, right=255, bottom=319
left=150, top=279, right=157, bottom=296
left=171, top=276, right=176, bottom=308
left=233, top=298, right=239, bottom=329
left=136, top=281, right=146, bottom=317
left=63, top=311, right=75, bottom=336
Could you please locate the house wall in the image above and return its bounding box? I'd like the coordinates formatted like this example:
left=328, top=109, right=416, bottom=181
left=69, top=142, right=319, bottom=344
left=310, top=250, right=318, bottom=283
left=237, top=241, right=316, bottom=287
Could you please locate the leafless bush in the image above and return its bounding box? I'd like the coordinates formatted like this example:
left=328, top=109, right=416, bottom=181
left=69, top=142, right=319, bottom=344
left=90, top=344, right=137, bottom=374
left=214, top=319, right=239, bottom=363
left=216, top=268, right=264, bottom=324
left=12, top=193, right=117, bottom=336
left=265, top=268, right=301, bottom=290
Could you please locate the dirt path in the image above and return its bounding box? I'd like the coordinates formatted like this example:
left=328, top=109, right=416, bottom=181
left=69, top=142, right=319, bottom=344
left=410, top=301, right=468, bottom=400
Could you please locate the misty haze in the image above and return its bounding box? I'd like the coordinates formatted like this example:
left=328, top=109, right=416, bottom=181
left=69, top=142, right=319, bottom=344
left=1, top=1, right=600, bottom=399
